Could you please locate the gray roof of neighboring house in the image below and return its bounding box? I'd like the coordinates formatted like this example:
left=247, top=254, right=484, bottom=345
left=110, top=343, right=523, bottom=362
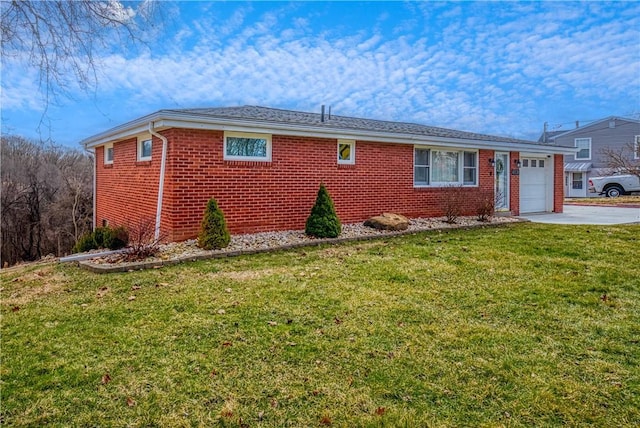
left=541, top=116, right=640, bottom=141
left=537, top=130, right=566, bottom=143
left=168, top=105, right=536, bottom=145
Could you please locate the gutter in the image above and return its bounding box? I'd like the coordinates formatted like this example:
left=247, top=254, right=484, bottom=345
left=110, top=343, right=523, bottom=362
left=81, top=110, right=578, bottom=156
left=148, top=122, right=168, bottom=241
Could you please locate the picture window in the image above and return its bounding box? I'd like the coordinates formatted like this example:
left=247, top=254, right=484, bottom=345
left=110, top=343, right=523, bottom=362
left=413, top=147, right=477, bottom=187
left=224, top=132, right=271, bottom=161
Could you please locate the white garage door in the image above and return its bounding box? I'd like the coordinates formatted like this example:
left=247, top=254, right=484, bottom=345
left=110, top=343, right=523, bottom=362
left=520, top=157, right=548, bottom=213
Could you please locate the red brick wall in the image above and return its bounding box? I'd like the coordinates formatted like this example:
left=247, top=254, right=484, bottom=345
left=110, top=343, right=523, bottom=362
left=553, top=154, right=564, bottom=213
left=95, top=137, right=162, bottom=232
left=510, top=151, right=521, bottom=216
left=96, top=128, right=503, bottom=241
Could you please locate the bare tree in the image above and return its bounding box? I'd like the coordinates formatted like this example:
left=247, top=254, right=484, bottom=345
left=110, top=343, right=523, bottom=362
left=1, top=135, right=93, bottom=266
left=1, top=1, right=158, bottom=105
left=599, top=144, right=640, bottom=179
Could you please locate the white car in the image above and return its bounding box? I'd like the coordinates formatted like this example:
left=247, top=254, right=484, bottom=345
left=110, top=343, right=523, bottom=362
left=588, top=173, right=640, bottom=197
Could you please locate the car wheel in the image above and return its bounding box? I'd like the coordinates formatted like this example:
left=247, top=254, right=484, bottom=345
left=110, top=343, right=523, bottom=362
left=605, top=185, right=623, bottom=198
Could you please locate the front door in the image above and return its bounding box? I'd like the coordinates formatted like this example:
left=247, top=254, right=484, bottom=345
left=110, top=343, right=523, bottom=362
left=567, top=172, right=585, bottom=198
left=495, top=152, right=509, bottom=211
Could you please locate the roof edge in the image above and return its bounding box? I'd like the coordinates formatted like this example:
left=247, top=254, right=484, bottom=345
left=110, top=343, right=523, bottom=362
left=81, top=109, right=577, bottom=154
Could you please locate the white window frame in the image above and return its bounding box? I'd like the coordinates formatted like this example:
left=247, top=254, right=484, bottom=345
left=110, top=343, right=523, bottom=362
left=574, top=137, right=591, bottom=160
left=337, top=139, right=355, bottom=164
left=104, top=143, right=114, bottom=165
left=635, top=135, right=640, bottom=160
left=138, top=136, right=152, bottom=161
left=413, top=146, right=478, bottom=187
left=223, top=131, right=272, bottom=162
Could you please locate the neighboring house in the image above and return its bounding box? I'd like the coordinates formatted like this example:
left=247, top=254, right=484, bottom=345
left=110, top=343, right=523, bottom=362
left=81, top=106, right=575, bottom=242
left=540, top=116, right=640, bottom=198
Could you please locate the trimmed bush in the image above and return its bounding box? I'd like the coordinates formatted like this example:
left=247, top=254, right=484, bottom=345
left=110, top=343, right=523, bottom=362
left=305, top=184, right=341, bottom=238
left=71, top=226, right=128, bottom=253
left=72, top=233, right=97, bottom=254
left=198, top=198, right=231, bottom=250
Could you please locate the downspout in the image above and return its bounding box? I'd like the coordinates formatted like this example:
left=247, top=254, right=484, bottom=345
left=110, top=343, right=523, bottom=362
left=85, top=147, right=96, bottom=230
left=149, top=122, right=168, bottom=241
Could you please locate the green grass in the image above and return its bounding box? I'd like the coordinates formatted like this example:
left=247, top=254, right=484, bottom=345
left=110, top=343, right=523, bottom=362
left=2, top=223, right=639, bottom=427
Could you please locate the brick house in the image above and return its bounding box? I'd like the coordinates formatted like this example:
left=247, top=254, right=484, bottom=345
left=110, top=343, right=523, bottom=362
left=81, top=106, right=575, bottom=241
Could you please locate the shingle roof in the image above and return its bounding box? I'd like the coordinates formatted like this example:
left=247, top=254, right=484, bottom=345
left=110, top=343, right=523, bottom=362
left=165, top=105, right=537, bottom=145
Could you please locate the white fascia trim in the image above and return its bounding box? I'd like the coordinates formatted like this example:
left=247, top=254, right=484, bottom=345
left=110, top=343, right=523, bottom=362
left=154, top=117, right=578, bottom=155
left=81, top=111, right=578, bottom=155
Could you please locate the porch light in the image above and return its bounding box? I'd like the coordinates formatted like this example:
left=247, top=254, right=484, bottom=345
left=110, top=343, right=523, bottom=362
left=488, top=158, right=496, bottom=167
left=514, top=159, right=522, bottom=168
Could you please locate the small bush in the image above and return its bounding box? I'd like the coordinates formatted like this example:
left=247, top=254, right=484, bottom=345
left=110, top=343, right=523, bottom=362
left=72, top=226, right=128, bottom=253
left=198, top=198, right=231, bottom=250
left=442, top=185, right=465, bottom=224
left=72, top=233, right=97, bottom=253
left=305, top=184, right=341, bottom=238
left=122, top=218, right=162, bottom=261
left=476, top=190, right=495, bottom=222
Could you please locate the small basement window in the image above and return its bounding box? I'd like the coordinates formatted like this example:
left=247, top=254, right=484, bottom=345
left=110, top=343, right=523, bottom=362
left=138, top=137, right=152, bottom=161
left=224, top=131, right=271, bottom=161
left=337, top=139, right=355, bottom=164
left=104, top=143, right=114, bottom=164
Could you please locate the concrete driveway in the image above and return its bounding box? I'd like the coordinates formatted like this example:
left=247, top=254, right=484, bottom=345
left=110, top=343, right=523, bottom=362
left=519, top=205, right=640, bottom=225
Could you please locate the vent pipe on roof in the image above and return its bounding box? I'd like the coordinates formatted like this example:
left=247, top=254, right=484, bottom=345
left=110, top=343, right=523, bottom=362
left=321, top=105, right=325, bottom=122
left=575, top=120, right=579, bottom=128
left=328, top=106, right=332, bottom=120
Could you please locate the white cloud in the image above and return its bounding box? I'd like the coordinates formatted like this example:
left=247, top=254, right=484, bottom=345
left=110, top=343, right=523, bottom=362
left=4, top=1, right=638, bottom=143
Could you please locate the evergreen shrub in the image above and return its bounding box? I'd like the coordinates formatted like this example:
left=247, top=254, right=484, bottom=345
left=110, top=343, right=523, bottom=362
left=305, top=184, right=341, bottom=238
left=198, top=198, right=231, bottom=250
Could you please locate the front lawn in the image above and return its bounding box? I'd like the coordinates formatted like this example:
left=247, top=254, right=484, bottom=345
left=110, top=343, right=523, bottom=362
left=565, top=195, right=640, bottom=206
left=2, top=223, right=639, bottom=426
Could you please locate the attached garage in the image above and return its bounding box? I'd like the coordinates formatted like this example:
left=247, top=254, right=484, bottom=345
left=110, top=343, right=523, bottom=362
left=520, top=156, right=551, bottom=213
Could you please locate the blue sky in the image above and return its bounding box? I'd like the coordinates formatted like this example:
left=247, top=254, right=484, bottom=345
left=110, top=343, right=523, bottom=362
left=2, top=1, right=639, bottom=148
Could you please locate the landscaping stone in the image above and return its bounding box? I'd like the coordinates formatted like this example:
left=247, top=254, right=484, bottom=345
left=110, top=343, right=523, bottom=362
left=76, top=215, right=523, bottom=273
left=364, top=213, right=410, bottom=231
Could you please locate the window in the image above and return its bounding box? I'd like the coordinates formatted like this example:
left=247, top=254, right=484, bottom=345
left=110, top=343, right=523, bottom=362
left=224, top=132, right=271, bottom=161
left=575, top=138, right=591, bottom=160
left=414, top=148, right=430, bottom=186
left=538, top=159, right=545, bottom=168
left=337, top=139, right=355, bottom=164
left=635, top=136, right=640, bottom=160
left=104, top=143, right=113, bottom=164
left=463, top=151, right=477, bottom=185
left=138, top=137, right=152, bottom=161
left=531, top=159, right=537, bottom=168
left=572, top=172, right=583, bottom=189
left=432, top=151, right=459, bottom=183
left=522, top=159, right=529, bottom=167
left=413, top=147, right=477, bottom=187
